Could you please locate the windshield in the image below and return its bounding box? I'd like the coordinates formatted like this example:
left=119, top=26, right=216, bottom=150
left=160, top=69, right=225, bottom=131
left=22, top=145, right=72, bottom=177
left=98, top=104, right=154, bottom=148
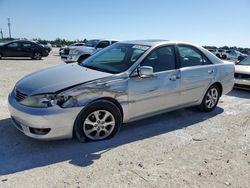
left=80, top=43, right=150, bottom=74
left=85, top=40, right=100, bottom=47
left=238, top=56, right=250, bottom=65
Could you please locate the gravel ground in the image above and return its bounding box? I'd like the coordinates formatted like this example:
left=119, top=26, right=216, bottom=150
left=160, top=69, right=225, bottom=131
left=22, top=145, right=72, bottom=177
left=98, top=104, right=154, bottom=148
left=0, top=48, right=249, bottom=188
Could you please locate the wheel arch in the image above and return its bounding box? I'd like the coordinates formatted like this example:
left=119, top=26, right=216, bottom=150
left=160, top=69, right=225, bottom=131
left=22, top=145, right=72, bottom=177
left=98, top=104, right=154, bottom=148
left=212, top=82, right=223, bottom=96
left=91, top=97, right=124, bottom=121
left=72, top=97, right=124, bottom=140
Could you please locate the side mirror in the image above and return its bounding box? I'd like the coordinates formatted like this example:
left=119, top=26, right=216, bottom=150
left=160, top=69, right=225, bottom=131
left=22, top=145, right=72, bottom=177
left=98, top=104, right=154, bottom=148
left=138, top=66, right=154, bottom=78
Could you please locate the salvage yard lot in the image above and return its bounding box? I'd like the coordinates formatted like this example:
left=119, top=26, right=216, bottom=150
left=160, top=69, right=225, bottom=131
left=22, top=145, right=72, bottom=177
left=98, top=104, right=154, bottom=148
left=0, top=49, right=249, bottom=188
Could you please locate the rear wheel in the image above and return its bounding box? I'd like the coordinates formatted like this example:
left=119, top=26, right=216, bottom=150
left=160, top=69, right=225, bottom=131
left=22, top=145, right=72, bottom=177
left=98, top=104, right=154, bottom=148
left=222, top=54, right=227, bottom=59
left=199, top=85, right=220, bottom=112
left=0, top=53, right=2, bottom=59
left=32, top=52, right=42, bottom=60
left=74, top=100, right=122, bottom=142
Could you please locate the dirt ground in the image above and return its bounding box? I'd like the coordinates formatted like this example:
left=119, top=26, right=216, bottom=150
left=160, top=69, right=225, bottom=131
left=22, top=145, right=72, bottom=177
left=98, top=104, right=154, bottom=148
left=0, top=48, right=249, bottom=188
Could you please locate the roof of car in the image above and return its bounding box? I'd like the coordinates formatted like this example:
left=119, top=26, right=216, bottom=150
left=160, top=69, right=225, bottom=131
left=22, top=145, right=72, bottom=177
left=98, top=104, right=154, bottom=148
left=6, top=40, right=37, bottom=44
left=120, top=39, right=171, bottom=46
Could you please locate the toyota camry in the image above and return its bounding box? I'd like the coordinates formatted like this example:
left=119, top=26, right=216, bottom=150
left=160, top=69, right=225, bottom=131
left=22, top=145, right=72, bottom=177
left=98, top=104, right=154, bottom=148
left=8, top=40, right=235, bottom=142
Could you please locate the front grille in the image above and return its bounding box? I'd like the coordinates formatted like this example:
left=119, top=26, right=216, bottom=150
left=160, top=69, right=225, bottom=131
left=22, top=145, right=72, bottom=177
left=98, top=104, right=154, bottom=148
left=15, top=90, right=27, bottom=102
left=235, top=73, right=250, bottom=79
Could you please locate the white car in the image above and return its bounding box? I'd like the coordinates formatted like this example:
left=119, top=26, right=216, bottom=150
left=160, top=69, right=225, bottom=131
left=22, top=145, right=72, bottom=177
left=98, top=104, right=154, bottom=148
left=59, top=43, right=85, bottom=56
left=234, top=55, right=250, bottom=90
left=222, top=50, right=248, bottom=61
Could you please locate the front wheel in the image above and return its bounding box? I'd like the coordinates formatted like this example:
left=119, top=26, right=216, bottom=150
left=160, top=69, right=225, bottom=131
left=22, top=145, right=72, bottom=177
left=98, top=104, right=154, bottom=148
left=199, top=85, right=220, bottom=112
left=32, top=52, right=42, bottom=60
left=74, top=100, right=122, bottom=142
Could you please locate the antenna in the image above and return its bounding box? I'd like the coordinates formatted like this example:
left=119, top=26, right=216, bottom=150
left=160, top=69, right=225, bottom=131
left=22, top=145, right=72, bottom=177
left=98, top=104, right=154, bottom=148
left=7, top=18, right=11, bottom=38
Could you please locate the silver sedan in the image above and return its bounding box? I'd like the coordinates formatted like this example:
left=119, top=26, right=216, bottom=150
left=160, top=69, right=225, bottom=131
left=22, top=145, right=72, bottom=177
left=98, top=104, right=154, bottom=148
left=8, top=40, right=235, bottom=142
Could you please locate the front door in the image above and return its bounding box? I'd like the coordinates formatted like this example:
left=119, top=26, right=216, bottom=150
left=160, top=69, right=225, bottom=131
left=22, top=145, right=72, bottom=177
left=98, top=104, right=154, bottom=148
left=128, top=45, right=181, bottom=119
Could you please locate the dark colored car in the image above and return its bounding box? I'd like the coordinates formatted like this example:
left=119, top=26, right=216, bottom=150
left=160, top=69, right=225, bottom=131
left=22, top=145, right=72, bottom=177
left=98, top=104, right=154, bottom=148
left=0, top=40, right=49, bottom=60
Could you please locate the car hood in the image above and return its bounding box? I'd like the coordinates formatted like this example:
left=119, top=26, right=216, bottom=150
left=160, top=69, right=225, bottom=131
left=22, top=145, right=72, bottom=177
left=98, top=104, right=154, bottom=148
left=15, top=63, right=112, bottom=95
left=68, top=46, right=95, bottom=51
left=235, top=65, right=250, bottom=74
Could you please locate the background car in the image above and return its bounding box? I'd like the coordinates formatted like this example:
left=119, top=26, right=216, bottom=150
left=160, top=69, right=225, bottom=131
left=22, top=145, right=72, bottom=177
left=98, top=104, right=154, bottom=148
left=221, top=50, right=248, bottom=61
left=208, top=49, right=224, bottom=58
left=61, top=39, right=118, bottom=63
left=59, top=42, right=85, bottom=56
left=234, top=55, right=250, bottom=90
left=0, top=40, right=49, bottom=60
left=8, top=40, right=235, bottom=142
left=33, top=40, right=52, bottom=53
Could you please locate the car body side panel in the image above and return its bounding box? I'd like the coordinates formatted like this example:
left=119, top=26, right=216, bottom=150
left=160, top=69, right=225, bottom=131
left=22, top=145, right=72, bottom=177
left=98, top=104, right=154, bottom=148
left=128, top=70, right=181, bottom=119
left=61, top=74, right=130, bottom=122
left=179, top=65, right=216, bottom=104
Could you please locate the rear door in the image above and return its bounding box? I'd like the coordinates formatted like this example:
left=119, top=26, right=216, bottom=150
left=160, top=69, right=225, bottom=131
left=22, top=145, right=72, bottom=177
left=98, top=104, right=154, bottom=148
left=21, top=42, right=34, bottom=57
left=177, top=45, right=215, bottom=104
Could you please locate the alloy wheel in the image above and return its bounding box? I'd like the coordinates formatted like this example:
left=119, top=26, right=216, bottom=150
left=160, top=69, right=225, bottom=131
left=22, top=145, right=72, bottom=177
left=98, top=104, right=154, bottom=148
left=83, top=110, right=115, bottom=140
left=34, top=53, right=41, bottom=60
left=205, top=88, right=219, bottom=109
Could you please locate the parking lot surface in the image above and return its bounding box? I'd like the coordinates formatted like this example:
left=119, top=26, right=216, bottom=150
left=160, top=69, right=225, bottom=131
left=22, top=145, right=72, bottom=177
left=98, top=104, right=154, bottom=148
left=0, top=49, right=249, bottom=188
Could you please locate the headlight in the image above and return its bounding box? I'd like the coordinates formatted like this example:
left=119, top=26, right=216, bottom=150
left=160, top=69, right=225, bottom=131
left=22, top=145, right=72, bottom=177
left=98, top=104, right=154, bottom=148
left=20, top=94, right=70, bottom=108
left=69, top=49, right=78, bottom=55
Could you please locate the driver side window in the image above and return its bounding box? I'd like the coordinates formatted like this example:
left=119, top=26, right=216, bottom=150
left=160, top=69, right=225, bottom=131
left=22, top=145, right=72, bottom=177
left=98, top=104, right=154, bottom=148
left=141, top=46, right=176, bottom=73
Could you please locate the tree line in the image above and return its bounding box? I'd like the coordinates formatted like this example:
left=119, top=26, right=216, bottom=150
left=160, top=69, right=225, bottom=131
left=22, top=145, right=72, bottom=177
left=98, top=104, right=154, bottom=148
left=203, top=46, right=250, bottom=55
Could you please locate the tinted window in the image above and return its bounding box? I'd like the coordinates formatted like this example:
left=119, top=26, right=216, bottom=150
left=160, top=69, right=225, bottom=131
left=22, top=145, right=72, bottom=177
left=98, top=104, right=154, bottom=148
left=96, top=41, right=110, bottom=48
left=141, top=46, right=176, bottom=73
left=23, top=43, right=32, bottom=47
left=178, top=45, right=210, bottom=67
left=7, top=42, right=18, bottom=48
left=85, top=40, right=100, bottom=47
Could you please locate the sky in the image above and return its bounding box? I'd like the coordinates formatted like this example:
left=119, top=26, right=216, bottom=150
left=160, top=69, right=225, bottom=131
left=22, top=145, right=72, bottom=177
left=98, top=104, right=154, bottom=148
left=0, top=0, right=250, bottom=47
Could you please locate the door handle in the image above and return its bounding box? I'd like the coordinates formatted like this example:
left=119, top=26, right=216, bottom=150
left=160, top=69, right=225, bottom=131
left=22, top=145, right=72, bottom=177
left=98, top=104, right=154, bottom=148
left=169, top=75, right=180, bottom=81
left=208, top=69, right=214, bottom=74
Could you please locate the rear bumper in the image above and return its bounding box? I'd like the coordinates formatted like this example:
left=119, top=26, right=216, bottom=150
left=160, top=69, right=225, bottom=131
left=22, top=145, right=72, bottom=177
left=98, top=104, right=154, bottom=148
left=8, top=93, right=83, bottom=140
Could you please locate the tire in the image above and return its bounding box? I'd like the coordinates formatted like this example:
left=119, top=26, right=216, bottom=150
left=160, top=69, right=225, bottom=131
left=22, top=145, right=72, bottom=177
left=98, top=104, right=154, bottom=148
left=0, top=53, right=2, bottom=59
left=77, top=55, right=90, bottom=63
left=199, top=85, right=221, bottom=112
left=32, top=52, right=42, bottom=60
left=74, top=100, right=122, bottom=142
left=238, top=56, right=244, bottom=61
left=222, top=54, right=227, bottom=60
left=216, top=54, right=220, bottom=58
